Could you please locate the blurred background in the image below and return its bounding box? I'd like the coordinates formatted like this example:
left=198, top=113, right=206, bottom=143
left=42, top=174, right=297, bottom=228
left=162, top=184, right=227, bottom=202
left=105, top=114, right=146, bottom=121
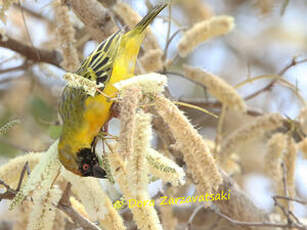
left=0, top=0, right=306, bottom=225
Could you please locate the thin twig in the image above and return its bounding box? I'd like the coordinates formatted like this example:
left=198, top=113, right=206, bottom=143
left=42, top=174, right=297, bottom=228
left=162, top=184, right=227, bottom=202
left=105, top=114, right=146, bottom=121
left=275, top=162, right=304, bottom=227
left=279, top=58, right=307, bottom=76
left=0, top=62, right=30, bottom=75
left=0, top=180, right=11, bottom=191
left=186, top=205, right=204, bottom=230
left=178, top=97, right=263, bottom=116
left=0, top=162, right=29, bottom=201
left=16, top=161, right=30, bottom=191
left=162, top=27, right=187, bottom=67
left=163, top=70, right=207, bottom=86
left=0, top=180, right=16, bottom=201
left=274, top=195, right=307, bottom=206
left=0, top=55, right=19, bottom=66
left=235, top=74, right=306, bottom=105
left=18, top=0, right=40, bottom=61
left=213, top=207, right=307, bottom=229
left=273, top=197, right=293, bottom=224
left=273, top=197, right=304, bottom=227
left=245, top=57, right=307, bottom=101
left=163, top=1, right=172, bottom=63
left=57, top=183, right=102, bottom=230
left=13, top=3, right=54, bottom=26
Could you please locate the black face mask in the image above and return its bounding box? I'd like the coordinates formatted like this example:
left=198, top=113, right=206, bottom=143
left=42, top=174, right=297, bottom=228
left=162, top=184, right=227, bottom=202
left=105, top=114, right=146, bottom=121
left=77, top=148, right=106, bottom=179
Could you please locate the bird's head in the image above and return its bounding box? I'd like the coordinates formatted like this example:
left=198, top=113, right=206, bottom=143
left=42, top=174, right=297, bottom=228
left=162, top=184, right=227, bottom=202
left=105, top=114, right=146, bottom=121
left=58, top=144, right=106, bottom=179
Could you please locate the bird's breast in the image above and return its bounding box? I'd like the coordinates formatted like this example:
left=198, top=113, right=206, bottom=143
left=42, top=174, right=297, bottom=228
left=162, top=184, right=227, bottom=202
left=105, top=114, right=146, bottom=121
left=79, top=94, right=113, bottom=140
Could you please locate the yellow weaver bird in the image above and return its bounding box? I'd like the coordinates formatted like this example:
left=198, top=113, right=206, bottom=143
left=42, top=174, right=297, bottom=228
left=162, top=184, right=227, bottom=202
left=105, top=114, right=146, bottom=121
left=58, top=3, right=167, bottom=178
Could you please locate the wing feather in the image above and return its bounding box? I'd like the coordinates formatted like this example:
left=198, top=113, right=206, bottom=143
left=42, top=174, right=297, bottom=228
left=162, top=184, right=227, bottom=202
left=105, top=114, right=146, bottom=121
left=76, top=31, right=122, bottom=86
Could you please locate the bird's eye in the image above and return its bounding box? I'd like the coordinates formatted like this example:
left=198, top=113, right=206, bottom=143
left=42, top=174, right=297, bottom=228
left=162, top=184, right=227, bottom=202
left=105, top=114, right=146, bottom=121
left=82, top=163, right=90, bottom=171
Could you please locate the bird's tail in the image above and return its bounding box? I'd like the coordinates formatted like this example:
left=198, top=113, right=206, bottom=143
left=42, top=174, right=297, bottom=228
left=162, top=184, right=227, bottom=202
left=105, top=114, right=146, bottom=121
left=134, top=3, right=167, bottom=32
left=107, top=2, right=167, bottom=85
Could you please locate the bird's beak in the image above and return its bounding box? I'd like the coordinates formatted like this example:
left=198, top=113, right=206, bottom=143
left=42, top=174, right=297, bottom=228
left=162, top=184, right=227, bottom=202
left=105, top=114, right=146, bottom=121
left=92, top=164, right=107, bottom=179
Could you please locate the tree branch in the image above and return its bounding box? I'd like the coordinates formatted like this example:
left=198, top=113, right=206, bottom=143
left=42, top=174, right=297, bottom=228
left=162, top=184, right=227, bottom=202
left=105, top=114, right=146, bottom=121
left=151, top=111, right=277, bottom=230
left=57, top=183, right=102, bottom=230
left=213, top=170, right=269, bottom=230
left=213, top=207, right=307, bottom=230
left=244, top=57, right=307, bottom=101
left=0, top=34, right=62, bottom=67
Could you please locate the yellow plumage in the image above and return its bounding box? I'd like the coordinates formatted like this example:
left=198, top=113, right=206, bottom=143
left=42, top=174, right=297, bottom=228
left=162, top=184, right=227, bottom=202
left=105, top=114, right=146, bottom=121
left=58, top=3, right=167, bottom=177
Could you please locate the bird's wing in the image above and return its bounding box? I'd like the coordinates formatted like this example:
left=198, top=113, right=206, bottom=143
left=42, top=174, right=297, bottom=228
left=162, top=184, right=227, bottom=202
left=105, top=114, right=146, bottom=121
left=76, top=30, right=122, bottom=86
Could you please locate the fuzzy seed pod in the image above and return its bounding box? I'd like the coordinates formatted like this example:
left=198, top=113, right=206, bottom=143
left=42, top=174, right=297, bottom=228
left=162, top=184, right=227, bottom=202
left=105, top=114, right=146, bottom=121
left=63, top=73, right=104, bottom=96
left=283, top=136, right=297, bottom=200
left=130, top=191, right=163, bottom=230
left=298, top=107, right=307, bottom=134
left=160, top=203, right=177, bottom=230
left=298, top=138, right=307, bottom=159
left=10, top=141, right=62, bottom=210
left=0, top=27, right=8, bottom=41
left=54, top=0, right=79, bottom=72
left=63, top=170, right=126, bottom=230
left=109, top=152, right=163, bottom=230
left=0, top=119, right=20, bottom=135
left=12, top=200, right=32, bottom=230
left=139, top=49, right=163, bottom=73
left=109, top=152, right=130, bottom=197
left=183, top=65, right=246, bottom=111
left=63, top=171, right=105, bottom=219
left=127, top=111, right=152, bottom=196
left=154, top=96, right=222, bottom=194
left=146, top=148, right=185, bottom=186
left=27, top=186, right=62, bottom=230
left=70, top=196, right=90, bottom=219
left=99, top=200, right=126, bottom=230
left=118, top=87, right=142, bottom=158
left=0, top=153, right=41, bottom=189
left=178, top=0, right=214, bottom=23
left=220, top=113, right=285, bottom=165
left=273, top=135, right=297, bottom=213
left=223, top=153, right=241, bottom=175
left=115, top=73, right=167, bottom=97
left=65, top=0, right=116, bottom=42
left=178, top=15, right=234, bottom=57
left=264, top=133, right=287, bottom=183
left=0, top=0, right=17, bottom=21
left=256, top=0, right=275, bottom=15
